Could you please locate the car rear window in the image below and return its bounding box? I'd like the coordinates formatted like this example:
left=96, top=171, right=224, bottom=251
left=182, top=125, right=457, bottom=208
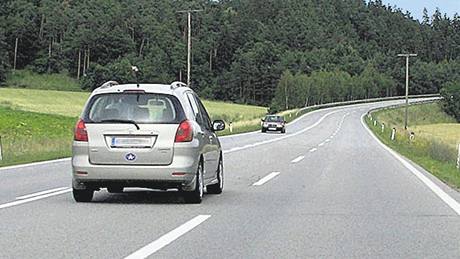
left=83, top=93, right=185, bottom=124
left=266, top=116, right=283, bottom=122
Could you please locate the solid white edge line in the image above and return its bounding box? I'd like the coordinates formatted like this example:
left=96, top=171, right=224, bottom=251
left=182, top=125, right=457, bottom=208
left=124, top=215, right=211, bottom=259
left=291, top=156, right=305, bottom=163
left=253, top=172, right=281, bottom=186
left=360, top=113, right=460, bottom=216
left=0, top=189, right=71, bottom=209
left=0, top=158, right=71, bottom=172
left=16, top=187, right=69, bottom=200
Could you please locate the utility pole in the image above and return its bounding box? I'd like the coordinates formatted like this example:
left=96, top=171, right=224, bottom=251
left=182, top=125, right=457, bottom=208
left=178, top=9, right=202, bottom=87
left=397, top=53, right=417, bottom=130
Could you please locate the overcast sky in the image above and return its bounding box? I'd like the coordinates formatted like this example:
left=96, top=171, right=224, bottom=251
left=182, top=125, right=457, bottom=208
left=381, top=0, right=460, bottom=21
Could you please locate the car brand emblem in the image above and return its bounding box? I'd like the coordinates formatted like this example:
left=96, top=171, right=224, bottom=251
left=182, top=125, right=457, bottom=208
left=125, top=153, right=137, bottom=161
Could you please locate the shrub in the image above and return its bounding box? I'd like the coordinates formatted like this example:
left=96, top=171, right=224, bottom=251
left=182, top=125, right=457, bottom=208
left=427, top=139, right=457, bottom=162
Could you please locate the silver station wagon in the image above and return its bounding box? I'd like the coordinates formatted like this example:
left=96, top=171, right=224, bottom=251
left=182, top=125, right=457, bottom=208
left=72, top=81, right=225, bottom=203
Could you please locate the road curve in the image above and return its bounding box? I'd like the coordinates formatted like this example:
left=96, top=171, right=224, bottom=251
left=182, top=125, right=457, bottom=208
left=0, top=99, right=459, bottom=258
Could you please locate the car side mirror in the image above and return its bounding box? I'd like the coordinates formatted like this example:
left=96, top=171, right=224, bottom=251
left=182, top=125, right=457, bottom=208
left=261, top=118, right=265, bottom=122
left=212, top=120, right=225, bottom=131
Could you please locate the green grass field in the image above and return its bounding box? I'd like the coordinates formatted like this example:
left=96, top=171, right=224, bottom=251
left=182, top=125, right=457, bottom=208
left=5, top=70, right=82, bottom=92
left=413, top=124, right=460, bottom=149
left=0, top=87, right=268, bottom=166
left=0, top=88, right=267, bottom=121
left=368, top=102, right=460, bottom=190
left=0, top=88, right=90, bottom=117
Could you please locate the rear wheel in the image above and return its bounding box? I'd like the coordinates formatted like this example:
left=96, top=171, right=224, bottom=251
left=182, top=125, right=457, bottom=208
left=207, top=158, right=223, bottom=194
left=184, top=162, right=204, bottom=204
left=73, top=188, right=94, bottom=202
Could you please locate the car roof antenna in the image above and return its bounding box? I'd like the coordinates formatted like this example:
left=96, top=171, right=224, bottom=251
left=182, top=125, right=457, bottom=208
left=131, top=66, right=140, bottom=88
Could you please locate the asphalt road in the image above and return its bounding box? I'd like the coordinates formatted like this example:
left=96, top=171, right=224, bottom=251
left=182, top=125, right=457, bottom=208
left=1, top=99, right=459, bottom=258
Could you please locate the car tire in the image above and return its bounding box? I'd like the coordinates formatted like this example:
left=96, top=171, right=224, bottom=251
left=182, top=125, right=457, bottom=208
left=73, top=188, right=94, bottom=202
left=184, top=162, right=204, bottom=204
left=261, top=128, right=266, bottom=133
left=207, top=157, right=223, bottom=194
left=281, top=128, right=286, bottom=134
left=107, top=186, right=123, bottom=193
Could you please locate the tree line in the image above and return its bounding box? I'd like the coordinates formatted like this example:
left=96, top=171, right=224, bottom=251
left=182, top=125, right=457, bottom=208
left=0, top=0, right=459, bottom=110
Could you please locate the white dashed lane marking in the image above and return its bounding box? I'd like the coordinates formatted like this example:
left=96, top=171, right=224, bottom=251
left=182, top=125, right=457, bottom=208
left=291, top=156, right=305, bottom=163
left=253, top=172, right=281, bottom=186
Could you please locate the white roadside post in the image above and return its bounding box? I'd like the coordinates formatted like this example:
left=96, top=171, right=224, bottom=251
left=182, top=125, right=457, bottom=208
left=391, top=128, right=396, bottom=141
left=409, top=132, right=415, bottom=143
left=0, top=136, right=3, bottom=161
left=381, top=123, right=385, bottom=133
left=229, top=122, right=233, bottom=133
left=457, top=143, right=460, bottom=170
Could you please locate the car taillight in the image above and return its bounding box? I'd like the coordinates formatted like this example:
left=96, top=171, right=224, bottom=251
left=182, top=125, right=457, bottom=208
left=74, top=119, right=88, bottom=142
left=175, top=120, right=193, bottom=142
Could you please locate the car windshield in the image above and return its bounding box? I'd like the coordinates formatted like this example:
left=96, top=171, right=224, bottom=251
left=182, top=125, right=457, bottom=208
left=85, top=93, right=183, bottom=124
left=266, top=116, right=283, bottom=122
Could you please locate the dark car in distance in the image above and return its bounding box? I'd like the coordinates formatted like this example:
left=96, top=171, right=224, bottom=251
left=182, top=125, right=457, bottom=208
left=261, top=115, right=286, bottom=133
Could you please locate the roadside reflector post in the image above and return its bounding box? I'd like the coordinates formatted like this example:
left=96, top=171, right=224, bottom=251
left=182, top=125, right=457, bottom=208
left=373, top=120, right=377, bottom=126
left=229, top=122, right=233, bottom=133
left=381, top=123, right=385, bottom=133
left=409, top=132, right=415, bottom=143
left=456, top=143, right=460, bottom=170
left=0, top=136, right=3, bottom=161
left=391, top=128, right=396, bottom=141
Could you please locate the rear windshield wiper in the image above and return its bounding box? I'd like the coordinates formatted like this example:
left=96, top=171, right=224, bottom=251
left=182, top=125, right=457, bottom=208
left=97, top=119, right=140, bottom=130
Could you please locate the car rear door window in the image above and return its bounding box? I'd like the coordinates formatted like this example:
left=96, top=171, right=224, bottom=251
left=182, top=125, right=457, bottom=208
left=186, top=92, right=206, bottom=126
left=194, top=96, right=213, bottom=130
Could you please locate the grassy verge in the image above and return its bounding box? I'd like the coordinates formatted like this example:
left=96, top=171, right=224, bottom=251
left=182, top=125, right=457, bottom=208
left=0, top=106, right=75, bottom=167
left=4, top=70, right=82, bottom=91
left=366, top=102, right=460, bottom=190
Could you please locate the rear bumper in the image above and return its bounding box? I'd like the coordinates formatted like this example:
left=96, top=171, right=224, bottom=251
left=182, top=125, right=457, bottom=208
left=262, top=125, right=284, bottom=130
left=72, top=142, right=200, bottom=191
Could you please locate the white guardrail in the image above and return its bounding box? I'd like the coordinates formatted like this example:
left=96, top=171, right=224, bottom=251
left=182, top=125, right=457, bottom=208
left=295, top=94, right=441, bottom=116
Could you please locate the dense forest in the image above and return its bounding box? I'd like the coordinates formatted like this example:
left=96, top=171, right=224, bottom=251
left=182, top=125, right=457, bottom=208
left=0, top=0, right=459, bottom=111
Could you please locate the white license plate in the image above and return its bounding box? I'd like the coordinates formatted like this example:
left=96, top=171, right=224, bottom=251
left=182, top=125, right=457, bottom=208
left=269, top=128, right=277, bottom=131
left=110, top=137, right=154, bottom=148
